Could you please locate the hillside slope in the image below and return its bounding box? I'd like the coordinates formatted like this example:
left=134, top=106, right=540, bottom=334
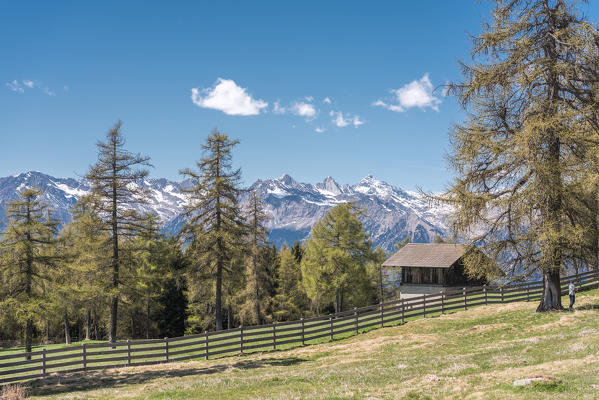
left=26, top=290, right=599, bottom=400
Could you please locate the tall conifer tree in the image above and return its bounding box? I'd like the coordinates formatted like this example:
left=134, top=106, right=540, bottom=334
left=445, top=0, right=599, bottom=311
left=86, top=121, right=152, bottom=341
left=240, top=191, right=270, bottom=325
left=0, top=188, right=59, bottom=357
left=180, top=130, right=245, bottom=331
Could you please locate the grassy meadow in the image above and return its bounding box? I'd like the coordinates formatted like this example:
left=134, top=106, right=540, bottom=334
left=6, top=288, right=598, bottom=399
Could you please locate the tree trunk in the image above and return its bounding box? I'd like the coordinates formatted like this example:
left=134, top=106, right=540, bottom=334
left=130, top=312, right=135, bottom=338
left=109, top=148, right=119, bottom=343
left=253, top=263, right=261, bottom=325
left=227, top=304, right=233, bottom=330
left=44, top=320, right=49, bottom=345
left=93, top=309, right=99, bottom=340
left=85, top=309, right=91, bottom=341
left=109, top=295, right=118, bottom=343
left=536, top=269, right=563, bottom=311
left=215, top=258, right=223, bottom=331
left=25, top=319, right=33, bottom=360
left=64, top=310, right=71, bottom=345
left=146, top=297, right=150, bottom=339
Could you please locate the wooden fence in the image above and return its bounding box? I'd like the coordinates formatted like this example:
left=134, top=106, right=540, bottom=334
left=1, top=269, right=598, bottom=385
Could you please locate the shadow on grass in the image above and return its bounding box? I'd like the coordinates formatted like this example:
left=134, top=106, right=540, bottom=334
left=575, top=303, right=599, bottom=310
left=26, top=356, right=308, bottom=397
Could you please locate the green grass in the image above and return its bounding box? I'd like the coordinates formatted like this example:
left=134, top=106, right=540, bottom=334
left=14, top=289, right=599, bottom=399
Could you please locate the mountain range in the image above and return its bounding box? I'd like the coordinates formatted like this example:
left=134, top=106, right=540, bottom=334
left=0, top=171, right=452, bottom=252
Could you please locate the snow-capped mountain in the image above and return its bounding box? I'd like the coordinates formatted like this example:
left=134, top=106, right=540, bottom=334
left=249, top=174, right=450, bottom=250
left=0, top=171, right=452, bottom=251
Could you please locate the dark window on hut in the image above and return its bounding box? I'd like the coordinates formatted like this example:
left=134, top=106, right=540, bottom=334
left=402, top=267, right=445, bottom=285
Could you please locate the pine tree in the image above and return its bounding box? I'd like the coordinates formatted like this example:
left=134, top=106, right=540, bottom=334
left=85, top=121, right=152, bottom=341
left=273, top=244, right=310, bottom=321
left=59, top=195, right=111, bottom=341
left=0, top=188, right=59, bottom=357
left=444, top=0, right=599, bottom=311
left=238, top=192, right=271, bottom=325
left=180, top=130, right=245, bottom=331
left=367, top=246, right=388, bottom=303
left=301, top=203, right=373, bottom=314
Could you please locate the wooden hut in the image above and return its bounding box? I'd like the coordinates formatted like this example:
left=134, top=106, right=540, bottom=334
left=382, top=243, right=486, bottom=299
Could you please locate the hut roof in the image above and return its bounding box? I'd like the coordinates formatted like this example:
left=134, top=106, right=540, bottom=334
left=382, top=243, right=467, bottom=268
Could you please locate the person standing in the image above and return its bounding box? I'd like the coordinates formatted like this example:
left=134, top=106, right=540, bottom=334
left=568, top=281, right=576, bottom=310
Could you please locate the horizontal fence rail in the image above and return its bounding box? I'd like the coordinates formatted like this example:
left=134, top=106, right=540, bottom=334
left=1, top=269, right=598, bottom=385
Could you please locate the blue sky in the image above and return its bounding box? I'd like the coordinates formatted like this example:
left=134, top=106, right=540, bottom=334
left=2, top=1, right=599, bottom=191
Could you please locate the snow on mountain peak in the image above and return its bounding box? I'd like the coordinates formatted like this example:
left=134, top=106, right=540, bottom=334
left=316, top=176, right=343, bottom=196
left=278, top=173, right=297, bottom=187
left=353, top=174, right=394, bottom=197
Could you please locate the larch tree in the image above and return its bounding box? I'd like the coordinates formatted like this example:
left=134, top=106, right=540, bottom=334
left=86, top=121, right=152, bottom=342
left=444, top=0, right=599, bottom=311
left=180, top=130, right=245, bottom=331
left=60, top=195, right=111, bottom=341
left=0, top=188, right=60, bottom=357
left=301, top=203, right=373, bottom=314
left=239, top=191, right=270, bottom=325
left=273, top=244, right=310, bottom=321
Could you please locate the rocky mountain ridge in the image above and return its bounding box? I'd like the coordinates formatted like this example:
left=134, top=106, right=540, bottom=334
left=0, top=171, right=452, bottom=252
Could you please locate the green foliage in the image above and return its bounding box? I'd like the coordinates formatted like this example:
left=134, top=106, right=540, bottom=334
left=237, top=192, right=272, bottom=325
left=273, top=244, right=310, bottom=321
left=301, top=203, right=374, bottom=313
left=180, top=130, right=245, bottom=331
left=443, top=0, right=599, bottom=310
left=0, top=188, right=60, bottom=353
left=367, top=246, right=389, bottom=303
left=85, top=121, right=152, bottom=341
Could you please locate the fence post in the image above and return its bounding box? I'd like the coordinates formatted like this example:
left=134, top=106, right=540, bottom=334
left=422, top=295, right=426, bottom=318
left=164, top=337, right=169, bottom=363
left=329, top=314, right=333, bottom=341
left=354, top=307, right=358, bottom=334
left=239, top=325, right=244, bottom=354
left=463, top=287, right=467, bottom=310
left=484, top=285, right=487, bottom=306
left=379, top=301, right=384, bottom=328
left=440, top=291, right=444, bottom=314
left=126, top=339, right=131, bottom=366
left=300, top=318, right=305, bottom=346
left=527, top=284, right=530, bottom=302
left=401, top=300, right=405, bottom=324
left=204, top=331, right=209, bottom=360
left=42, top=348, right=46, bottom=378
left=82, top=343, right=87, bottom=372
left=501, top=287, right=504, bottom=303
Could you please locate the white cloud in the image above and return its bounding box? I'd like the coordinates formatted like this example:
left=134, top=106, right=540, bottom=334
left=273, top=99, right=317, bottom=120
left=352, top=115, right=365, bottom=127
left=315, top=127, right=325, bottom=133
left=374, top=73, right=441, bottom=112
left=323, top=97, right=331, bottom=104
left=330, top=111, right=349, bottom=127
left=5, top=79, right=59, bottom=96
left=304, top=96, right=313, bottom=102
left=191, top=78, right=268, bottom=116
left=273, top=101, right=286, bottom=114
left=6, top=80, right=24, bottom=93
left=330, top=110, right=364, bottom=128
left=43, top=87, right=56, bottom=96
left=291, top=102, right=316, bottom=119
